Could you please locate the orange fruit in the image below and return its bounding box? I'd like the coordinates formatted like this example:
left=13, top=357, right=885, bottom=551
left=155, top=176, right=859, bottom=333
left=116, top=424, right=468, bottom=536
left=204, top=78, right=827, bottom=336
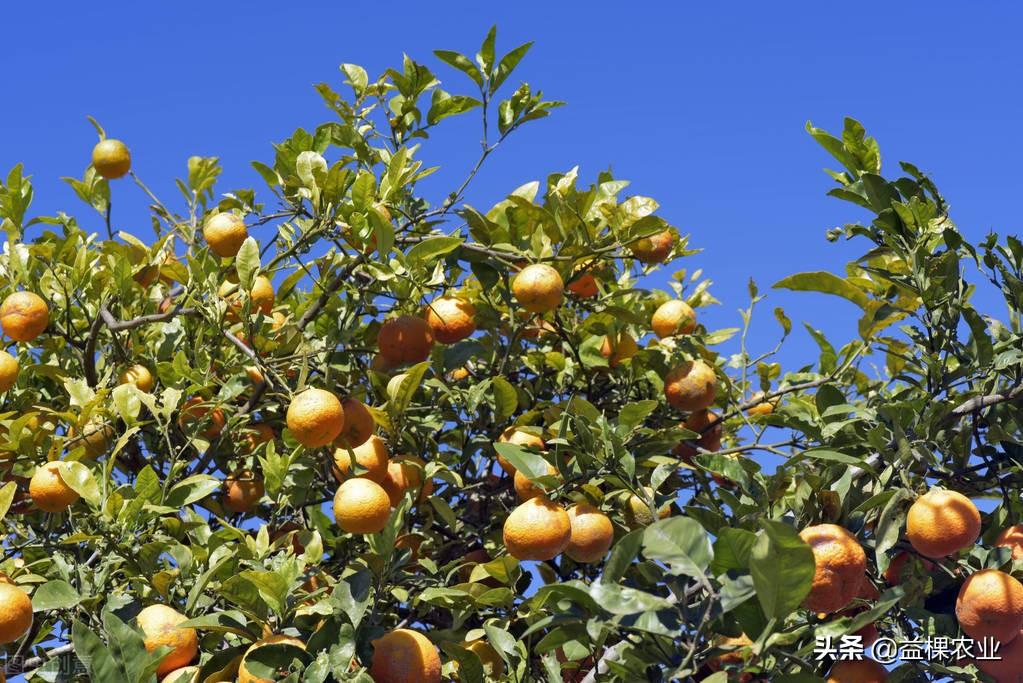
left=996, top=524, right=1023, bottom=561
left=566, top=271, right=599, bottom=299
left=286, top=388, right=345, bottom=448
left=424, top=296, right=477, bottom=344
left=512, top=264, right=564, bottom=313
left=0, top=351, right=19, bottom=392
left=629, top=230, right=673, bottom=264
left=623, top=488, right=671, bottom=528
left=1, top=291, right=49, bottom=342
left=447, top=366, right=471, bottom=382
left=956, top=569, right=1023, bottom=642
left=118, top=364, right=154, bottom=392
left=565, top=503, right=614, bottom=563
left=906, top=488, right=980, bottom=558
left=496, top=426, right=545, bottom=475
left=974, top=626, right=1023, bottom=682
left=178, top=397, right=225, bottom=439
left=664, top=360, right=716, bottom=412
left=137, top=604, right=198, bottom=677
left=223, top=469, right=264, bottom=513
left=378, top=315, right=435, bottom=364
left=369, top=628, right=442, bottom=683
left=826, top=659, right=887, bottom=682
left=92, top=139, right=131, bottom=179
left=513, top=462, right=559, bottom=501
left=746, top=391, right=776, bottom=417
left=333, top=434, right=389, bottom=483
left=883, top=551, right=935, bottom=585
left=599, top=331, right=638, bottom=367
left=380, top=455, right=434, bottom=507
left=219, top=274, right=274, bottom=318
left=333, top=478, right=392, bottom=534
left=29, top=462, right=80, bottom=512
left=707, top=633, right=753, bottom=678
left=503, top=497, right=572, bottom=561
left=0, top=582, right=33, bottom=644
left=240, top=423, right=275, bottom=454
left=238, top=635, right=306, bottom=683
left=674, top=410, right=722, bottom=460
left=203, top=213, right=248, bottom=258
left=462, top=640, right=504, bottom=678
left=160, top=667, right=200, bottom=683
left=651, top=300, right=696, bottom=338
left=68, top=420, right=115, bottom=459
left=798, top=523, right=867, bottom=614
left=334, top=397, right=375, bottom=449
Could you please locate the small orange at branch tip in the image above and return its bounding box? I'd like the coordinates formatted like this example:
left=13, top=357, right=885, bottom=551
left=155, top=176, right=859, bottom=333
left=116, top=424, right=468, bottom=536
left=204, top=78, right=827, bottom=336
left=424, top=296, right=477, bottom=344
left=92, top=138, right=132, bottom=179
left=29, top=461, right=80, bottom=513
left=203, top=212, right=249, bottom=258
left=956, top=568, right=1023, bottom=642
left=503, top=496, right=572, bottom=561
left=906, top=488, right=980, bottom=558
left=1, top=291, right=50, bottom=342
left=664, top=360, right=717, bottom=412
left=378, top=315, right=435, bottom=364
left=369, top=628, right=442, bottom=683
left=651, top=299, right=697, bottom=338
left=799, top=523, right=867, bottom=614
left=512, top=263, right=564, bottom=313
left=565, top=503, right=614, bottom=563
left=286, top=388, right=345, bottom=448
left=333, top=478, right=392, bottom=534
left=333, top=434, right=390, bottom=483
left=0, top=581, right=33, bottom=645
left=137, top=604, right=199, bottom=678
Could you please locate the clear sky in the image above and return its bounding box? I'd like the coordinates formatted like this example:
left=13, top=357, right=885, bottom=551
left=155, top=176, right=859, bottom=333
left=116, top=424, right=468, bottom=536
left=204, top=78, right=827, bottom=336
left=4, top=2, right=1020, bottom=371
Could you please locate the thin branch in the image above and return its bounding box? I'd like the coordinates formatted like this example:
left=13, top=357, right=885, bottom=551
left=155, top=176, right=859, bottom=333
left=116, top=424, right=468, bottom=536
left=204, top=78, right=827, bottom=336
left=99, top=303, right=196, bottom=332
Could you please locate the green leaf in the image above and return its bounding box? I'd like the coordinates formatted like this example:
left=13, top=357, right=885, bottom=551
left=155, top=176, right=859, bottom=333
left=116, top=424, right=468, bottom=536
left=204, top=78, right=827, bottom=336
left=773, top=272, right=869, bottom=309
left=588, top=581, right=675, bottom=615
left=73, top=620, right=129, bottom=683
left=711, top=528, right=757, bottom=574
left=32, top=579, right=81, bottom=611
left=236, top=236, right=261, bottom=290
left=390, top=361, right=431, bottom=415
left=601, top=528, right=643, bottom=582
left=491, top=376, right=518, bottom=421
left=478, top=25, right=497, bottom=74
left=59, top=461, right=101, bottom=506
left=165, top=475, right=221, bottom=507
left=112, top=383, right=142, bottom=425
left=433, top=50, right=484, bottom=89
left=241, top=642, right=309, bottom=680
left=749, top=520, right=815, bottom=620
left=491, top=42, right=533, bottom=94
left=406, top=236, right=464, bottom=264
left=0, top=481, right=16, bottom=523
left=427, top=90, right=481, bottom=126
left=340, top=63, right=369, bottom=96
left=642, top=517, right=712, bottom=577
left=493, top=442, right=549, bottom=480
left=331, top=567, right=373, bottom=628
left=618, top=400, right=657, bottom=432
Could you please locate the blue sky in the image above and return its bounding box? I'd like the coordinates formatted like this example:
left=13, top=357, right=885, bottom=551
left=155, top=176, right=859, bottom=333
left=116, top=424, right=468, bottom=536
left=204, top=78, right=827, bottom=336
left=4, top=2, right=1020, bottom=372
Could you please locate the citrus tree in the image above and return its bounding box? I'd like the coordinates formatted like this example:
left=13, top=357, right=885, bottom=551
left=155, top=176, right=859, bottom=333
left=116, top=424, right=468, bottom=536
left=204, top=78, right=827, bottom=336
left=0, top=27, right=1022, bottom=683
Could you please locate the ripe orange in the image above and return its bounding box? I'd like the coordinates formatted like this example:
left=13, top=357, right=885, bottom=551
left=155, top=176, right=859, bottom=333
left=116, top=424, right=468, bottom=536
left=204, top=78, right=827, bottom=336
left=333, top=434, right=389, bottom=483
left=462, top=640, right=504, bottom=678
left=118, top=364, right=154, bottom=392
left=219, top=274, right=275, bottom=318
left=137, top=604, right=198, bottom=677
left=369, top=628, right=442, bottom=683
left=599, top=331, right=639, bottom=367
left=974, top=626, right=1023, bottom=682
left=496, top=427, right=545, bottom=475
left=651, top=300, right=697, bottom=338
left=746, top=391, right=777, bottom=417
left=334, top=397, right=375, bottom=449
left=223, top=469, right=264, bottom=513
left=240, top=423, right=275, bottom=454
left=567, top=271, right=599, bottom=298
left=664, top=360, right=716, bottom=412
left=906, top=488, right=980, bottom=558
left=447, top=366, right=471, bottom=382
left=996, top=524, right=1023, bottom=561
left=378, top=315, right=435, bottom=364
left=424, top=296, right=477, bottom=344
left=1, top=291, right=49, bottom=342
left=203, top=213, right=248, bottom=258
left=29, top=462, right=80, bottom=512
left=629, top=230, right=673, bottom=264
left=286, top=388, right=345, bottom=448
left=956, top=569, right=1023, bottom=642
left=160, top=667, right=200, bottom=683
left=674, top=410, right=722, bottom=460
left=707, top=633, right=753, bottom=679
left=238, top=635, right=306, bottom=683
left=565, top=503, right=614, bottom=563
left=503, top=497, right=572, bottom=561
left=0, top=350, right=19, bottom=392
left=92, top=139, right=132, bottom=179
left=178, top=397, right=225, bottom=439
left=826, top=659, right=888, bottom=682
left=380, top=455, right=434, bottom=506
left=513, top=462, right=559, bottom=501
left=883, top=551, right=935, bottom=585
left=333, top=478, right=392, bottom=534
left=69, top=420, right=115, bottom=459
left=0, top=582, right=33, bottom=644
left=798, top=523, right=867, bottom=614
left=512, top=264, right=564, bottom=313
left=623, top=488, right=671, bottom=528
